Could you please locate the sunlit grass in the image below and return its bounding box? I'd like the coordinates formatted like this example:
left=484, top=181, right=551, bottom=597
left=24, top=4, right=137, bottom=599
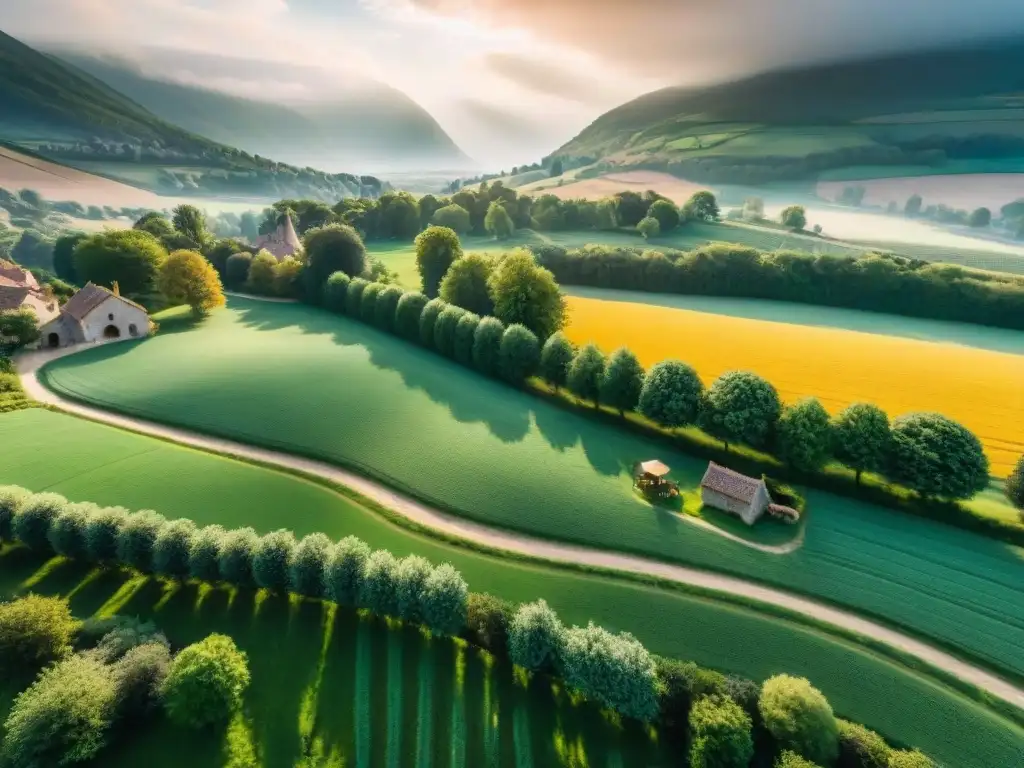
left=93, top=573, right=148, bottom=617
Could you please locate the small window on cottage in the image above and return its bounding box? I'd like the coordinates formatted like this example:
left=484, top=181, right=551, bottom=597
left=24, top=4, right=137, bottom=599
left=108, top=313, right=114, bottom=321
left=129, top=324, right=138, bottom=337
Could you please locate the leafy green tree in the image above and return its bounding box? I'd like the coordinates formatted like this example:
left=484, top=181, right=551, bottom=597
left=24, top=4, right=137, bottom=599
left=0, top=595, right=77, bottom=672
left=781, top=205, right=808, bottom=230
left=886, top=413, right=989, bottom=499
left=302, top=224, right=367, bottom=302
left=322, top=272, right=351, bottom=313
left=239, top=211, right=260, bottom=242
left=775, top=752, right=820, bottom=768
left=887, top=750, right=935, bottom=768
left=172, top=204, right=209, bottom=246
left=84, top=506, right=127, bottom=564
left=498, top=324, right=541, bottom=384
left=699, top=371, right=782, bottom=449
left=637, top=216, right=661, bottom=240
left=345, top=277, right=370, bottom=317
left=324, top=536, right=371, bottom=607
left=203, top=238, right=249, bottom=277
left=472, top=316, right=505, bottom=376
left=431, top=204, right=471, bottom=235
left=161, top=634, right=250, bottom=729
left=224, top=252, right=252, bottom=288
left=116, top=511, right=167, bottom=573
left=904, top=195, right=923, bottom=217
left=289, top=533, right=332, bottom=599
left=488, top=248, right=567, bottom=339
left=394, top=555, right=433, bottom=622
left=152, top=518, right=197, bottom=579
left=655, top=658, right=728, bottom=734
left=759, top=675, right=839, bottom=766
left=246, top=251, right=276, bottom=295
left=113, top=642, right=171, bottom=721
left=360, top=549, right=400, bottom=616
left=188, top=524, right=227, bottom=583
left=454, top=312, right=481, bottom=366
left=613, top=191, right=648, bottom=227
left=831, top=404, right=891, bottom=484
left=420, top=564, right=469, bottom=635
left=395, top=292, right=428, bottom=340
left=968, top=207, right=991, bottom=228
left=683, top=191, right=720, bottom=222
left=509, top=599, right=564, bottom=673
left=415, top=226, right=463, bottom=298
left=466, top=593, right=513, bottom=655
left=12, top=230, right=55, bottom=270
left=433, top=305, right=465, bottom=357
left=13, top=492, right=67, bottom=552
left=0, top=486, right=28, bottom=543
left=160, top=249, right=225, bottom=317
left=440, top=253, right=494, bottom=315
left=550, top=158, right=564, bottom=177
left=272, top=256, right=302, bottom=298
left=638, top=360, right=704, bottom=428
left=0, top=309, right=41, bottom=350
left=217, top=527, right=259, bottom=587
left=648, top=199, right=681, bottom=232
left=47, top=503, right=93, bottom=559
left=359, top=283, right=383, bottom=324
left=377, top=191, right=421, bottom=239
left=52, top=231, right=87, bottom=282
left=419, top=297, right=447, bottom=347
left=2, top=654, right=116, bottom=767
left=600, top=348, right=645, bottom=415
left=688, top=695, right=754, bottom=768
left=374, top=285, right=404, bottom=332
left=133, top=211, right=174, bottom=239
left=253, top=529, right=296, bottom=593
left=566, top=344, right=606, bottom=406
left=72, top=229, right=167, bottom=295
left=836, top=719, right=891, bottom=768
left=775, top=397, right=833, bottom=472
left=1006, top=455, right=1024, bottom=515
left=539, top=332, right=574, bottom=391
left=485, top=201, right=515, bottom=239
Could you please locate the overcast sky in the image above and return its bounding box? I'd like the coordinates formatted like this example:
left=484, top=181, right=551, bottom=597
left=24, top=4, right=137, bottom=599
left=6, top=0, right=1024, bottom=169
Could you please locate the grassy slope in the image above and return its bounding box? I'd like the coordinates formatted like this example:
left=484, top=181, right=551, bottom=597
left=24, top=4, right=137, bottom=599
left=0, top=409, right=1022, bottom=767
left=35, top=300, right=1024, bottom=682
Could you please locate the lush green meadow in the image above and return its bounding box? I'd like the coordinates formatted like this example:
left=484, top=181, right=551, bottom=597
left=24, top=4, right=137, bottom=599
left=36, top=300, right=1024, bottom=683
left=3, top=411, right=1021, bottom=766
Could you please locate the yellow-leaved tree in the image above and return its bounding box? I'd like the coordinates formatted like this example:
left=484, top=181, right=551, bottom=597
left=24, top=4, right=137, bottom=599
left=159, top=250, right=226, bottom=318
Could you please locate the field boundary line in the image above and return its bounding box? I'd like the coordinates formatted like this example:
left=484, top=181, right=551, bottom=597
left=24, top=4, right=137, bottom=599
left=15, top=344, right=1024, bottom=713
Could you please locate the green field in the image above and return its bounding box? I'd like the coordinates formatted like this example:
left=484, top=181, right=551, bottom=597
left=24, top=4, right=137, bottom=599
left=35, top=300, right=1024, bottom=683
left=1, top=410, right=1023, bottom=767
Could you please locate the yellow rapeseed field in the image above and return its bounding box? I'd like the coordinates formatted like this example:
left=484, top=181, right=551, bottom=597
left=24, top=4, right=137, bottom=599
left=564, top=296, right=1024, bottom=477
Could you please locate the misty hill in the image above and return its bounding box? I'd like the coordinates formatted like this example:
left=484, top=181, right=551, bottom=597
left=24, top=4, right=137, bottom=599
left=555, top=38, right=1024, bottom=184
left=55, top=52, right=470, bottom=173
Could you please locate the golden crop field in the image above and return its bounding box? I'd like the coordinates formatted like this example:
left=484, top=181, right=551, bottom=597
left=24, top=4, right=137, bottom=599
left=564, top=296, right=1024, bottom=477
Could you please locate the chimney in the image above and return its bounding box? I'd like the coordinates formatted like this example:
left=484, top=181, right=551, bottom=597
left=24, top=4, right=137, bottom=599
left=112, top=281, right=120, bottom=297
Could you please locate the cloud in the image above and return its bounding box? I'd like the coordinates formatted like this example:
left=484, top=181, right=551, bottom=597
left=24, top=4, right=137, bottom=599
left=483, top=52, right=611, bottom=104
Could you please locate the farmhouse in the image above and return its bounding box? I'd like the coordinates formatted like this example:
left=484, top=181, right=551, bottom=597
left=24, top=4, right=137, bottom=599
left=254, top=215, right=302, bottom=261
left=700, top=462, right=771, bottom=525
left=0, top=260, right=58, bottom=326
left=38, top=282, right=150, bottom=348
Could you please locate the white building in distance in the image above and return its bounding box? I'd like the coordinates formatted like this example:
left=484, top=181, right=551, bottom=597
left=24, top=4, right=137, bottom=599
left=39, top=282, right=151, bottom=348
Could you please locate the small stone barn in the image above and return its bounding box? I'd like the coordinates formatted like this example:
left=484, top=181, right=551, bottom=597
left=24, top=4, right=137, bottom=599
left=38, top=283, right=150, bottom=348
left=700, top=462, right=771, bottom=525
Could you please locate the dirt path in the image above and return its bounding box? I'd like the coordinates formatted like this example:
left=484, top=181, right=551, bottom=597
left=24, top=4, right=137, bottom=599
left=15, top=344, right=1024, bottom=711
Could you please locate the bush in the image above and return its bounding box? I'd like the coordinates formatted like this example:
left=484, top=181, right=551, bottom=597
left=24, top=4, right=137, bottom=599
left=638, top=360, right=704, bottom=428
left=688, top=695, right=754, bottom=768
left=759, top=675, right=839, bottom=766
left=359, top=282, right=383, bottom=324
left=112, top=642, right=171, bottom=721
left=0, top=595, right=78, bottom=672
left=90, top=619, right=168, bottom=663
left=656, top=657, right=728, bottom=733
left=781, top=205, right=808, bottom=230
left=360, top=549, right=400, bottom=616
left=433, top=305, right=464, bottom=357
left=0, top=485, right=29, bottom=542
left=322, top=271, right=351, bottom=312
left=488, top=249, right=567, bottom=339
left=431, top=205, right=471, bottom=236
left=648, top=199, right=681, bottom=232
left=453, top=312, right=481, bottom=366
left=253, top=529, right=296, bottom=593
left=1004, top=454, right=1023, bottom=512
left=700, top=371, right=782, bottom=449
left=394, top=555, right=433, bottom=622
left=345, top=277, right=369, bottom=316
left=836, top=719, right=891, bottom=768
left=887, top=413, right=989, bottom=499
left=539, top=332, right=574, bottom=391
left=374, top=285, right=404, bottom=332
left=324, top=536, right=371, bottom=607
left=116, top=510, right=167, bottom=573
left=498, top=324, right=541, bottom=384
left=224, top=252, right=253, bottom=288
left=13, top=492, right=67, bottom=552
left=218, top=527, right=260, bottom=587
left=776, top=752, right=820, bottom=768
left=161, top=634, right=250, bottom=729
left=508, top=599, right=563, bottom=673
left=567, top=343, right=606, bottom=405
left=394, top=292, right=428, bottom=340
left=289, top=533, right=332, bottom=599
left=419, top=563, right=469, bottom=636
left=419, top=298, right=447, bottom=348
left=415, top=225, right=463, bottom=297
left=465, top=592, right=513, bottom=655
left=189, top=524, right=226, bottom=583
left=886, top=750, right=935, bottom=768
left=439, top=253, right=495, bottom=316
left=301, top=223, right=367, bottom=300
left=724, top=675, right=761, bottom=724
left=47, top=502, right=95, bottom=559
left=471, top=316, right=505, bottom=376
left=84, top=506, right=129, bottom=563
left=600, top=348, right=645, bottom=414
left=831, top=403, right=891, bottom=484
left=152, top=518, right=197, bottom=579
left=637, top=216, right=661, bottom=240
left=775, top=397, right=833, bottom=472
left=1, top=654, right=117, bottom=767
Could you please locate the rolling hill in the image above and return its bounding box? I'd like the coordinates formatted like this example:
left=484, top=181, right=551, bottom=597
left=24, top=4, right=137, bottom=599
left=553, top=37, right=1024, bottom=184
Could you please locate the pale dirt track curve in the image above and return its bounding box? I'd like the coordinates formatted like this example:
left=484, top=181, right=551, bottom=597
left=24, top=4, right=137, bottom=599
left=14, top=342, right=1024, bottom=711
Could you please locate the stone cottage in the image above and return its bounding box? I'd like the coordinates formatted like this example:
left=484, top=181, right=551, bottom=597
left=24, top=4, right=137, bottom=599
left=38, top=282, right=150, bottom=348
left=0, top=260, right=59, bottom=326
left=700, top=462, right=771, bottom=525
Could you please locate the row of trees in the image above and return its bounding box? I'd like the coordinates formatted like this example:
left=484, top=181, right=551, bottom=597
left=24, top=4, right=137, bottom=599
left=0, top=594, right=249, bottom=767
left=0, top=486, right=933, bottom=767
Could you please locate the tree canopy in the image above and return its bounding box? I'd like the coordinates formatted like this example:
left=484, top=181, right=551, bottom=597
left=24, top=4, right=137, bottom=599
left=539, top=332, right=574, bottom=391
left=1007, top=455, right=1024, bottom=514
left=775, top=397, right=832, bottom=472
left=688, top=695, right=754, bottom=768
left=161, top=634, right=250, bottom=729
left=886, top=413, right=989, bottom=499
left=600, top=348, right=645, bottom=414
left=648, top=199, right=680, bottom=232
left=431, top=204, right=471, bottom=234
left=759, top=675, right=839, bottom=766
left=484, top=201, right=515, bottom=240
left=72, top=229, right=167, bottom=296
left=683, top=191, right=720, bottom=222
left=831, top=403, right=891, bottom=483
left=567, top=343, right=606, bottom=405
left=781, top=205, right=808, bottom=230
left=439, top=253, right=494, bottom=316
left=638, top=360, right=704, bottom=428
left=158, top=250, right=225, bottom=317
left=487, top=248, right=567, bottom=339
left=302, top=224, right=367, bottom=301
left=171, top=205, right=209, bottom=246
left=415, top=226, right=464, bottom=298
left=637, top=216, right=661, bottom=240
left=699, top=371, right=782, bottom=449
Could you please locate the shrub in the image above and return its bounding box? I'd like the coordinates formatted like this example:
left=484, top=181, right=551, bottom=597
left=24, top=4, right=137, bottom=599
left=886, top=750, right=935, bottom=768
left=508, top=599, right=563, bottom=673
left=439, top=253, right=495, bottom=315
left=1, top=654, right=116, bottom=767
left=498, top=324, right=541, bottom=384
left=433, top=305, right=464, bottom=357
left=374, top=285, right=404, bottom=332
left=700, top=371, right=782, bottom=449
left=539, top=332, right=574, bottom=391
left=415, top=226, right=464, bottom=297
left=759, top=675, right=839, bottom=766
left=488, top=248, right=567, bottom=339
left=116, top=510, right=167, bottom=573
left=471, top=315, right=506, bottom=377
left=253, top=529, right=296, bottom=593
left=289, top=533, right=332, bottom=599
left=0, top=485, right=29, bottom=542
left=112, top=642, right=172, bottom=721
left=218, top=527, right=260, bottom=587
left=189, top=524, right=226, bottom=583
left=91, top=619, right=168, bottom=663
left=465, top=592, right=513, bottom=655
left=419, top=298, right=447, bottom=348
left=0, top=595, right=78, bottom=672
left=776, top=752, right=820, bottom=768
left=638, top=360, right=704, bottom=428
left=302, top=223, right=367, bottom=300
left=359, top=282, right=383, bottom=324
left=567, top=343, right=606, bottom=405
left=360, top=549, right=400, bottom=616
left=420, top=563, right=469, bottom=636
left=47, top=502, right=95, bottom=559
left=887, top=413, right=989, bottom=499
left=781, top=205, right=808, bottom=230
left=688, top=695, right=754, bottom=768
left=656, top=657, right=728, bottom=733
left=324, top=536, right=371, bottom=607
left=831, top=403, right=891, bottom=484
left=395, top=291, right=428, bottom=340
left=161, top=634, right=250, bottom=729
left=836, top=719, right=891, bottom=768
left=600, top=348, right=645, bottom=415
left=453, top=312, right=481, bottom=366
left=1004, top=454, right=1023, bottom=512
left=152, top=518, right=197, bottom=579
left=224, top=252, right=252, bottom=288
left=84, top=506, right=129, bottom=563
left=637, top=216, right=661, bottom=240
left=775, top=397, right=833, bottom=472
left=345, top=277, right=369, bottom=316
left=724, top=675, right=761, bottom=724
left=393, top=555, right=433, bottom=622
left=322, top=271, right=351, bottom=312
left=561, top=623, right=660, bottom=721
left=431, top=205, right=471, bottom=235
left=13, top=492, right=68, bottom=552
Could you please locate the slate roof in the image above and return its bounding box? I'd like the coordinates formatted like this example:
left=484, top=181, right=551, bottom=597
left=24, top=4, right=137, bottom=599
left=60, top=283, right=147, bottom=322
left=0, top=285, right=30, bottom=311
left=700, top=462, right=765, bottom=504
left=0, top=260, right=38, bottom=290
